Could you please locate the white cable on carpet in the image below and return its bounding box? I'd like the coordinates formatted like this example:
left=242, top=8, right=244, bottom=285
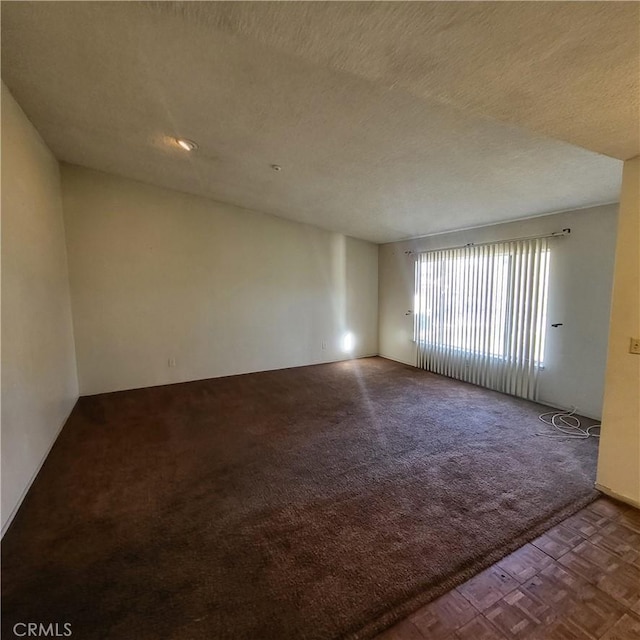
left=537, top=407, right=601, bottom=440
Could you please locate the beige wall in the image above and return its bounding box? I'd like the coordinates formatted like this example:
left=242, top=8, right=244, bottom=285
left=597, top=157, right=640, bottom=506
left=1, top=85, right=79, bottom=534
left=61, top=166, right=378, bottom=395
left=378, top=205, right=618, bottom=419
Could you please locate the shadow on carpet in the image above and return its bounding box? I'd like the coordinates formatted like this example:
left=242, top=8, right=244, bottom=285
left=1, top=357, right=599, bottom=639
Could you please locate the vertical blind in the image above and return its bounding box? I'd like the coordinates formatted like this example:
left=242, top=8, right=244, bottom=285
left=414, top=238, right=550, bottom=401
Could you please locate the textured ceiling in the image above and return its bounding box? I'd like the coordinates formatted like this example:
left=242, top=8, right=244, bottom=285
left=1, top=2, right=631, bottom=244
left=156, top=1, right=640, bottom=161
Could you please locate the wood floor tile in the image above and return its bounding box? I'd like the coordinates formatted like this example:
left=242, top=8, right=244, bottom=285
left=597, top=562, right=640, bottom=612
left=562, top=592, right=628, bottom=639
left=558, top=540, right=622, bottom=584
left=562, top=508, right=610, bottom=537
left=519, top=570, right=582, bottom=614
left=515, top=559, right=625, bottom=638
left=618, top=508, right=640, bottom=535
left=600, top=612, right=640, bottom=640
left=601, top=520, right=640, bottom=547
left=456, top=566, right=519, bottom=612
left=591, top=521, right=640, bottom=563
left=587, top=498, right=629, bottom=520
left=529, top=618, right=595, bottom=640
left=454, top=616, right=507, bottom=640
left=410, top=590, right=476, bottom=639
left=531, top=524, right=585, bottom=560
left=571, top=539, right=624, bottom=572
left=539, top=558, right=595, bottom=594
left=496, top=543, right=554, bottom=583
left=484, top=588, right=554, bottom=639
left=376, top=618, right=425, bottom=640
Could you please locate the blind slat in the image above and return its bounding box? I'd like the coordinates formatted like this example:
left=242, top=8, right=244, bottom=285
left=415, top=238, right=550, bottom=401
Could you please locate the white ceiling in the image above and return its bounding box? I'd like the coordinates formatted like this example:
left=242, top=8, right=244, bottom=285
left=1, top=2, right=633, bottom=244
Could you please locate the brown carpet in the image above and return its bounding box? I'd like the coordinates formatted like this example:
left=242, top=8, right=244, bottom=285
left=2, top=357, right=599, bottom=639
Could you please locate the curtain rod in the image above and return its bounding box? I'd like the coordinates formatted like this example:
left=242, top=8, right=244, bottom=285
left=403, top=228, right=570, bottom=256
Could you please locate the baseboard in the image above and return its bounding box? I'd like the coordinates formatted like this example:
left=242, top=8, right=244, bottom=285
left=595, top=483, right=640, bottom=510
left=1, top=399, right=78, bottom=538
left=536, top=397, right=602, bottom=421
left=379, top=358, right=604, bottom=421
left=80, top=354, right=382, bottom=396
left=378, top=354, right=416, bottom=368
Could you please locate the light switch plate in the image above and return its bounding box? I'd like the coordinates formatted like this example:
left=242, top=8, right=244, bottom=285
left=630, top=338, right=640, bottom=355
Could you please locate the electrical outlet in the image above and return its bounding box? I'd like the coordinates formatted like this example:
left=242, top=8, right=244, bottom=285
left=168, top=357, right=177, bottom=367
left=630, top=338, right=640, bottom=355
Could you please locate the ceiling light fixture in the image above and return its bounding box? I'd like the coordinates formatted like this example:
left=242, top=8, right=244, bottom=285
left=176, top=138, right=198, bottom=152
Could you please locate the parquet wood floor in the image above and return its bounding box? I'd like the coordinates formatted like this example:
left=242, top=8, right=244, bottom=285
left=376, top=497, right=640, bottom=640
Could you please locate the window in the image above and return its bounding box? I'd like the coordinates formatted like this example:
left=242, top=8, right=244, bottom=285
left=414, top=238, right=550, bottom=400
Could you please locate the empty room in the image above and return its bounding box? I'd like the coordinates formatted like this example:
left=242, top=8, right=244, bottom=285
left=2, top=2, right=639, bottom=639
